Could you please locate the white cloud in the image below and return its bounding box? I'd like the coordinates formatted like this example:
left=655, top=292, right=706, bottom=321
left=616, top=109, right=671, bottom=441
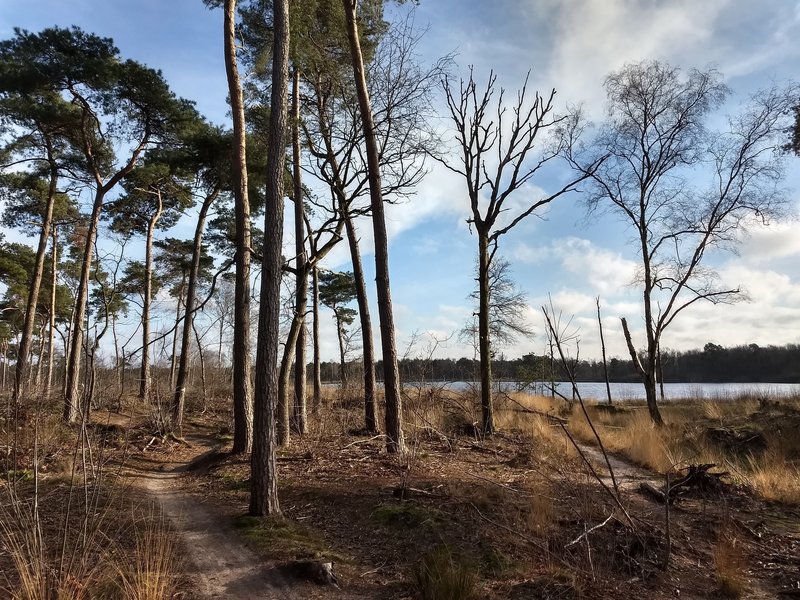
left=514, top=236, right=637, bottom=296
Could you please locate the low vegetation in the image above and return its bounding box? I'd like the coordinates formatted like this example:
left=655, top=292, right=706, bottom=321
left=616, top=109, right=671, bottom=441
left=2, top=383, right=799, bottom=598
left=562, top=393, right=800, bottom=505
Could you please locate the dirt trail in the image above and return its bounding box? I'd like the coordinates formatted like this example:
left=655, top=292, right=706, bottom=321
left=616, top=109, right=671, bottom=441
left=577, top=442, right=656, bottom=491
left=127, top=441, right=296, bottom=600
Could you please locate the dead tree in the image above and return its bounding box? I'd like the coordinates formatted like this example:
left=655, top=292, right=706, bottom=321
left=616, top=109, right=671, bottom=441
left=439, top=69, right=599, bottom=434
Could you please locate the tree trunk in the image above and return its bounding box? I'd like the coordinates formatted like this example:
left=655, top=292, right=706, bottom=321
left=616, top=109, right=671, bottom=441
left=169, top=285, right=184, bottom=391
left=172, top=190, right=217, bottom=436
left=312, top=266, right=322, bottom=413
left=249, top=0, right=289, bottom=517
left=34, top=323, right=45, bottom=388
left=291, top=68, right=308, bottom=436
left=335, top=310, right=347, bottom=389
left=64, top=189, right=105, bottom=423
left=224, top=0, right=254, bottom=455
left=278, top=314, right=301, bottom=446
left=343, top=206, right=377, bottom=432
left=477, top=231, right=494, bottom=434
left=192, top=320, right=207, bottom=409
left=620, top=317, right=663, bottom=425
left=140, top=193, right=163, bottom=400
left=15, top=139, right=58, bottom=406
left=596, top=297, right=612, bottom=406
left=45, top=227, right=58, bottom=398
left=112, top=314, right=122, bottom=398
left=342, top=0, right=404, bottom=454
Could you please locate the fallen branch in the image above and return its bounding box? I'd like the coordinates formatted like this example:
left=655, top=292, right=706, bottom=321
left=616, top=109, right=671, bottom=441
left=565, top=514, right=615, bottom=548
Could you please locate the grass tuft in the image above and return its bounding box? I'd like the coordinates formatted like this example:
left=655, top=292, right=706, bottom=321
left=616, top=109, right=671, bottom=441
left=413, top=544, right=476, bottom=600
left=714, top=529, right=747, bottom=598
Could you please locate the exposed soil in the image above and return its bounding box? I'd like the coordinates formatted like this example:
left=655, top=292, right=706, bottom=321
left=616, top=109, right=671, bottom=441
left=128, top=439, right=297, bottom=599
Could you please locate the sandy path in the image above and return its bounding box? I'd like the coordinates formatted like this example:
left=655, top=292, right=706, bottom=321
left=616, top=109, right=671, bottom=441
left=128, top=443, right=296, bottom=600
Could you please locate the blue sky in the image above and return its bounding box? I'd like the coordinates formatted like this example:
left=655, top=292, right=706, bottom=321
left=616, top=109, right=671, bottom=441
left=2, top=0, right=800, bottom=364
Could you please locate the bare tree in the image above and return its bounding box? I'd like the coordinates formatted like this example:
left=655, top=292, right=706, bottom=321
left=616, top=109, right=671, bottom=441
left=439, top=69, right=597, bottom=434
left=564, top=61, right=795, bottom=424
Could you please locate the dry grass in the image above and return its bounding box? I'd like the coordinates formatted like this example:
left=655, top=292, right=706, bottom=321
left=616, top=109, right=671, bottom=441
left=567, top=396, right=800, bottom=505
left=714, top=529, right=747, bottom=598
left=115, top=506, right=181, bottom=600
left=746, top=451, right=800, bottom=504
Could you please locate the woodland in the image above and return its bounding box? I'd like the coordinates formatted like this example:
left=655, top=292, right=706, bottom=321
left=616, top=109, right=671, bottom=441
left=1, top=1, right=800, bottom=599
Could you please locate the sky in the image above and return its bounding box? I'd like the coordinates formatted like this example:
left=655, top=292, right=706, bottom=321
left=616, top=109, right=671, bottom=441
left=1, top=0, right=800, bottom=366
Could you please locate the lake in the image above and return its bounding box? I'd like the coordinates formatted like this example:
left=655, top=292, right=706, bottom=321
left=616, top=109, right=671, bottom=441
left=401, top=380, right=800, bottom=401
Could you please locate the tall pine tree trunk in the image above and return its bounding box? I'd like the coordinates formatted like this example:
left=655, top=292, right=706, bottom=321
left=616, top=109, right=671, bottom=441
left=15, top=139, right=58, bottom=405
left=224, top=0, right=254, bottom=454
left=250, top=0, right=289, bottom=517
left=291, top=68, right=308, bottom=435
left=342, top=0, right=404, bottom=454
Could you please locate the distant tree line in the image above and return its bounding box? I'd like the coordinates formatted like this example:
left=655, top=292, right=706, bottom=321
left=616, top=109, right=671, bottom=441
left=316, top=343, right=800, bottom=385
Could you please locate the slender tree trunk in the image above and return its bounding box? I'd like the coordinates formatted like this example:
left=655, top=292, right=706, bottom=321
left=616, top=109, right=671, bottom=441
left=169, top=281, right=184, bottom=391
left=291, top=68, right=308, bottom=435
left=342, top=0, right=404, bottom=454
left=334, top=310, right=348, bottom=389
left=640, top=224, right=663, bottom=424
left=249, top=0, right=289, bottom=517
left=112, top=314, right=122, bottom=397
left=224, top=0, right=254, bottom=455
left=64, top=190, right=105, bottom=423
left=34, top=323, right=46, bottom=388
left=15, top=139, right=58, bottom=406
left=596, top=297, right=612, bottom=406
left=45, top=227, right=58, bottom=398
left=278, top=315, right=301, bottom=446
left=172, top=190, right=218, bottom=435
left=343, top=207, right=377, bottom=432
left=477, top=231, right=494, bottom=434
left=620, top=316, right=663, bottom=425
left=1, top=342, right=8, bottom=390
left=192, top=320, right=207, bottom=409
left=140, top=194, right=163, bottom=400
left=312, top=266, right=322, bottom=413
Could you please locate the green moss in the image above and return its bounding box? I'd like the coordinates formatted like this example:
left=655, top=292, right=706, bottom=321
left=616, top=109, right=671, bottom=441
left=371, top=502, right=443, bottom=529
left=1, top=469, right=34, bottom=483
left=481, top=547, right=514, bottom=578
left=233, top=514, right=346, bottom=561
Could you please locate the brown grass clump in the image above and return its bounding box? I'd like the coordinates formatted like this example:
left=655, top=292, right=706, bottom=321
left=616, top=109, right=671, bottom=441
left=746, top=451, right=800, bottom=505
left=115, top=507, right=181, bottom=600
left=714, top=529, right=748, bottom=598
left=413, top=544, right=477, bottom=600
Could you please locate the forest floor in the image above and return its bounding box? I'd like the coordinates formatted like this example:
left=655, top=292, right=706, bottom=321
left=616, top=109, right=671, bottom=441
left=3, top=390, right=800, bottom=599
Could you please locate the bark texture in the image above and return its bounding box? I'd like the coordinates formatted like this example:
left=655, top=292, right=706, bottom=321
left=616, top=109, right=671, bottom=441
left=249, top=0, right=289, bottom=517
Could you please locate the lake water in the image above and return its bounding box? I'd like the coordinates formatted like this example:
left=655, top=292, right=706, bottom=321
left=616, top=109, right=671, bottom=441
left=402, top=380, right=800, bottom=401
